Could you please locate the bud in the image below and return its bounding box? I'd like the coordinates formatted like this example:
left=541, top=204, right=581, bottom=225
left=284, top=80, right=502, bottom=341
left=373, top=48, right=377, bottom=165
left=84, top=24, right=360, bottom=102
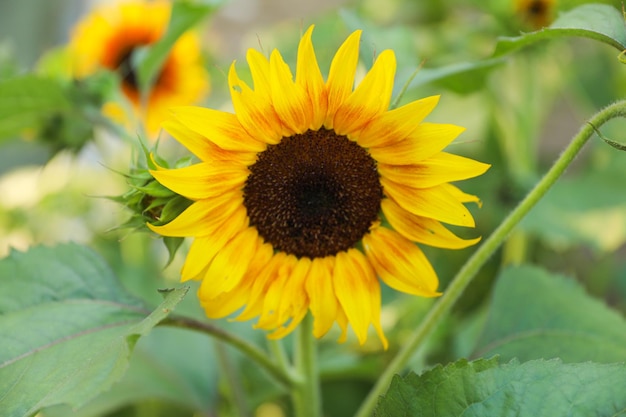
left=111, top=145, right=193, bottom=265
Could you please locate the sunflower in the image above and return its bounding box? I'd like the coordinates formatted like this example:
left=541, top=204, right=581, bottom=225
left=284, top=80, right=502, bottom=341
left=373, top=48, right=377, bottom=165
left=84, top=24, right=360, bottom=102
left=149, top=26, right=490, bottom=348
left=70, top=0, right=209, bottom=136
left=515, top=0, right=556, bottom=29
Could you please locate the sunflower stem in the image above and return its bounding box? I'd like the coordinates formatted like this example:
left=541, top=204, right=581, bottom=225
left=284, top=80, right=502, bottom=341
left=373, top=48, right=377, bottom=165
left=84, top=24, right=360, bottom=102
left=159, top=315, right=296, bottom=388
left=292, top=314, right=321, bottom=417
left=355, top=99, right=626, bottom=417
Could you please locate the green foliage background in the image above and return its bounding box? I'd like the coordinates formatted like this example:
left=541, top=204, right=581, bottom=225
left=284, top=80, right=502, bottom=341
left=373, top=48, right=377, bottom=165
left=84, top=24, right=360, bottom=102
left=0, top=0, right=625, bottom=416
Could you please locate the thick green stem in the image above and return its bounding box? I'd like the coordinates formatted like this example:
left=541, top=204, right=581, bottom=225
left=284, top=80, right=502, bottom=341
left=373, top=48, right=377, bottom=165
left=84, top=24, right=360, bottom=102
left=160, top=315, right=295, bottom=388
left=355, top=100, right=626, bottom=417
left=292, top=315, right=321, bottom=417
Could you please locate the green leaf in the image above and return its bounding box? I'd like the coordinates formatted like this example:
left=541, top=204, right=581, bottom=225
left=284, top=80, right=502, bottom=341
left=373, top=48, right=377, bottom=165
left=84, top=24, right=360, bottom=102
left=495, top=4, right=626, bottom=56
left=0, top=75, right=71, bottom=141
left=520, top=173, right=626, bottom=252
left=136, top=1, right=218, bottom=92
left=406, top=57, right=505, bottom=94
left=42, top=327, right=218, bottom=417
left=374, top=357, right=626, bottom=417
left=473, top=265, right=626, bottom=362
left=0, top=243, right=189, bottom=417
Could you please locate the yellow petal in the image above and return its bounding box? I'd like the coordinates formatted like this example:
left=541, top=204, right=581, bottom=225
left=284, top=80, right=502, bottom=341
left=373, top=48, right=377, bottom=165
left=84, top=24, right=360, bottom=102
left=270, top=49, right=312, bottom=134
left=202, top=239, right=274, bottom=318
left=162, top=119, right=256, bottom=164
left=369, top=123, right=465, bottom=165
left=170, top=106, right=267, bottom=152
left=150, top=161, right=248, bottom=200
left=201, top=227, right=261, bottom=299
left=246, top=48, right=272, bottom=97
left=382, top=179, right=476, bottom=227
left=334, top=50, right=396, bottom=136
left=296, top=25, right=327, bottom=130
left=356, top=96, right=440, bottom=148
left=179, top=205, right=248, bottom=281
left=333, top=249, right=375, bottom=345
left=267, top=257, right=312, bottom=338
left=378, top=152, right=490, bottom=188
left=366, top=271, right=389, bottom=350
left=306, top=256, right=338, bottom=339
left=228, top=62, right=284, bottom=144
left=147, top=192, right=242, bottom=237
left=381, top=199, right=481, bottom=249
left=255, top=253, right=299, bottom=329
left=179, top=236, right=211, bottom=282
left=445, top=183, right=482, bottom=206
left=363, top=226, right=441, bottom=297
left=325, top=30, right=361, bottom=129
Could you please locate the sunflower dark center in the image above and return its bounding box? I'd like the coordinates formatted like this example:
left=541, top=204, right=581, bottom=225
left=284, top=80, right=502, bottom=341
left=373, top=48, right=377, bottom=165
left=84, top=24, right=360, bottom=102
left=243, top=129, right=383, bottom=258
left=528, top=0, right=547, bottom=14
left=116, top=49, right=139, bottom=89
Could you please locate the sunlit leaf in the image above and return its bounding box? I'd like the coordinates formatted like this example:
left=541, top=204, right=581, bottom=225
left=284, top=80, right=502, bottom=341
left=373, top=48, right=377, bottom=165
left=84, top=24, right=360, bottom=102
left=374, top=357, right=626, bottom=417
left=0, top=243, right=189, bottom=417
left=495, top=4, right=626, bottom=56
left=520, top=173, right=626, bottom=252
left=0, top=75, right=71, bottom=141
left=473, top=265, right=626, bottom=362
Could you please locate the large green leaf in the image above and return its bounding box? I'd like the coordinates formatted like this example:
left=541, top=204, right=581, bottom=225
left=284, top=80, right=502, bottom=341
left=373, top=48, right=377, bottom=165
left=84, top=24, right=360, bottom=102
left=0, top=75, right=71, bottom=141
left=520, top=172, right=626, bottom=252
left=473, top=265, right=626, bottom=362
left=374, top=357, right=626, bottom=417
left=495, top=4, right=626, bottom=56
left=136, top=0, right=219, bottom=93
left=0, top=243, right=188, bottom=417
left=42, top=327, right=218, bottom=417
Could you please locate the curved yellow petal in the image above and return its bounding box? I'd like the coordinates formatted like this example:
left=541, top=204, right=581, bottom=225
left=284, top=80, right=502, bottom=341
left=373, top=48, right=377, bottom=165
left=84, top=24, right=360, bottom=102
left=170, top=106, right=266, bottom=152
left=147, top=192, right=241, bottom=237
left=445, top=183, right=482, bottom=205
left=255, top=253, right=299, bottom=329
left=296, top=25, right=327, bottom=130
left=325, top=30, right=361, bottom=129
left=382, top=179, right=476, bottom=227
left=228, top=62, right=284, bottom=144
left=270, top=49, right=312, bottom=134
left=357, top=95, right=440, bottom=148
left=381, top=199, right=481, bottom=249
left=179, top=236, right=211, bottom=282
left=150, top=161, right=248, bottom=200
left=306, top=256, right=338, bottom=339
left=199, top=237, right=273, bottom=318
left=378, top=152, right=490, bottom=188
left=333, top=249, right=375, bottom=345
left=246, top=48, right=272, bottom=97
left=201, top=227, right=261, bottom=299
left=334, top=50, right=396, bottom=136
left=369, top=123, right=465, bottom=165
left=267, top=257, right=312, bottom=339
left=161, top=119, right=256, bottom=165
left=363, top=226, right=440, bottom=297
left=179, top=205, right=248, bottom=281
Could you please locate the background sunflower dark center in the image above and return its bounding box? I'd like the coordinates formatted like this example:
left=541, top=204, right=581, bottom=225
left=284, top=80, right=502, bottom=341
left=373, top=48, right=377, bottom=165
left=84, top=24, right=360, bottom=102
left=243, top=129, right=383, bottom=258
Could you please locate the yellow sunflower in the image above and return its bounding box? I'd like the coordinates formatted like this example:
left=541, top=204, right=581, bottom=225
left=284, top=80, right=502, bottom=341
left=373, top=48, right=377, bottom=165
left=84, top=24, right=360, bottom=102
left=149, top=26, right=490, bottom=348
left=70, top=0, right=209, bottom=137
left=515, top=0, right=556, bottom=29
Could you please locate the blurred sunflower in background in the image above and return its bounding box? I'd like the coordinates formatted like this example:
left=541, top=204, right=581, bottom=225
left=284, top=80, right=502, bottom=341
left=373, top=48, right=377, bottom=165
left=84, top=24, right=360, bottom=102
left=70, top=0, right=209, bottom=137
left=149, top=26, right=490, bottom=348
left=515, top=0, right=556, bottom=29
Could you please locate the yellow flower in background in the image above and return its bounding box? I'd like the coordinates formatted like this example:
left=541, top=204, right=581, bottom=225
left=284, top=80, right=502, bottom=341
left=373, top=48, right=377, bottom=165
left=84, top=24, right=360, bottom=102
left=70, top=0, right=209, bottom=137
left=515, top=0, right=556, bottom=29
left=149, top=26, right=489, bottom=348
